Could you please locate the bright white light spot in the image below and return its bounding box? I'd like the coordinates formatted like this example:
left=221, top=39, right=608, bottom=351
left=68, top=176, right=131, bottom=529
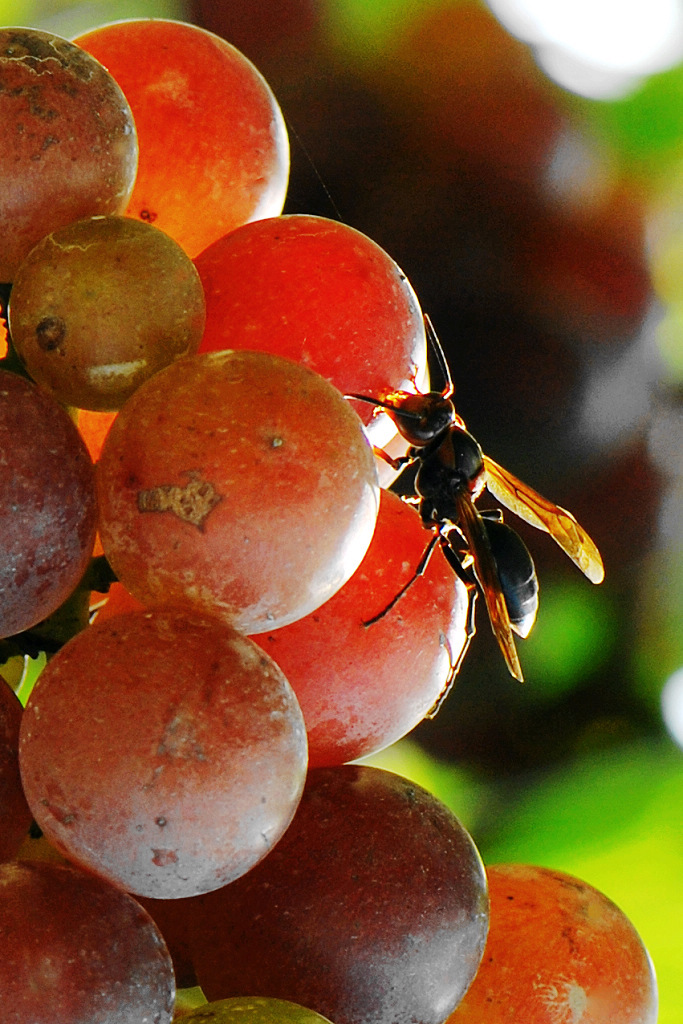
left=661, top=667, right=683, bottom=747
left=537, top=45, right=643, bottom=100
left=487, top=0, right=683, bottom=98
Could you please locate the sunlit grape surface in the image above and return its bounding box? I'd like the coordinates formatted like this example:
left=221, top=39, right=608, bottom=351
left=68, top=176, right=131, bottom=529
left=1, top=0, right=683, bottom=1019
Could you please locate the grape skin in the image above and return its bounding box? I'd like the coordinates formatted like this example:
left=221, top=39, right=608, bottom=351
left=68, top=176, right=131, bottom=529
left=96, top=350, right=380, bottom=634
left=75, top=19, right=289, bottom=258
left=0, top=370, right=97, bottom=639
left=191, top=765, right=489, bottom=1024
left=0, top=860, right=175, bottom=1024
left=0, top=28, right=137, bottom=282
left=255, top=488, right=471, bottom=766
left=447, top=864, right=658, bottom=1024
left=9, top=215, right=206, bottom=411
left=19, top=607, right=308, bottom=899
left=195, top=213, right=427, bottom=422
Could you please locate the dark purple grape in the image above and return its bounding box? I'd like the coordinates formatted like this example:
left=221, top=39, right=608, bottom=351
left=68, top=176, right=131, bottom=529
left=0, top=370, right=97, bottom=639
left=0, top=860, right=175, bottom=1023
left=192, top=765, right=489, bottom=1024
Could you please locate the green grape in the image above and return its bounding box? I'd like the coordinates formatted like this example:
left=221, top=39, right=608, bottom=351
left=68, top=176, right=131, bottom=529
left=180, top=997, right=334, bottom=1024
left=9, top=216, right=206, bottom=411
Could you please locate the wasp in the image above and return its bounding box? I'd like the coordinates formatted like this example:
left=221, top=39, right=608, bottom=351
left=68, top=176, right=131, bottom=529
left=347, top=316, right=604, bottom=682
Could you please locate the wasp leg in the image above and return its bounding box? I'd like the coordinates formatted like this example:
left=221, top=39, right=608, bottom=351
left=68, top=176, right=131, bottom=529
left=425, top=578, right=478, bottom=719
left=372, top=446, right=417, bottom=472
left=362, top=530, right=442, bottom=627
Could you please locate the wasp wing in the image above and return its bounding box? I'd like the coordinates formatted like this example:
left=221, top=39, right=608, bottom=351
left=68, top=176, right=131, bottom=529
left=483, top=456, right=605, bottom=584
left=455, top=493, right=524, bottom=682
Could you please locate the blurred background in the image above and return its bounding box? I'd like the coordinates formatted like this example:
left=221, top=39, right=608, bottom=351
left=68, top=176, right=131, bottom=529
left=3, top=0, right=682, bottom=1017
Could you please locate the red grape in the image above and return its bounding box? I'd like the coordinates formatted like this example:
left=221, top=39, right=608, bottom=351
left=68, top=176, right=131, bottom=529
left=0, top=859, right=175, bottom=1023
left=0, top=28, right=137, bottom=282
left=75, top=19, right=289, bottom=258
left=0, top=678, right=32, bottom=861
left=96, top=350, right=379, bottom=634
left=255, top=488, right=471, bottom=766
left=194, top=214, right=426, bottom=421
left=9, top=216, right=206, bottom=411
left=19, top=606, right=308, bottom=898
left=0, top=369, right=97, bottom=639
left=191, top=764, right=489, bottom=1024
left=448, top=863, right=658, bottom=1024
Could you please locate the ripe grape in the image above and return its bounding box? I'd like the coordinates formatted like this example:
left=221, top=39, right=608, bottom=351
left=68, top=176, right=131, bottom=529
left=0, top=859, right=175, bottom=1024
left=9, top=216, right=206, bottom=411
left=0, top=28, right=137, bottom=282
left=75, top=19, right=289, bottom=258
left=255, top=488, right=471, bottom=766
left=180, top=997, right=334, bottom=1024
left=19, top=607, right=308, bottom=898
left=194, top=214, right=426, bottom=422
left=96, top=350, right=379, bottom=634
left=0, top=369, right=97, bottom=639
left=191, top=764, right=489, bottom=1024
left=447, top=863, right=658, bottom=1024
left=0, top=678, right=32, bottom=861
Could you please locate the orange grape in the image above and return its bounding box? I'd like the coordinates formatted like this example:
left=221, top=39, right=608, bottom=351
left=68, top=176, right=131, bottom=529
left=448, top=864, right=658, bottom=1024
left=75, top=19, right=289, bottom=257
left=255, top=489, right=471, bottom=766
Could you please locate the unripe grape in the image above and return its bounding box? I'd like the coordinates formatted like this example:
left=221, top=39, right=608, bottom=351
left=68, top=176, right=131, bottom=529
left=181, top=998, right=335, bottom=1024
left=9, top=216, right=206, bottom=411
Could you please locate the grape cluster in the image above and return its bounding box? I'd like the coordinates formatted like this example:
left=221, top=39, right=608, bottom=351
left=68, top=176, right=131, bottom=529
left=0, top=19, right=657, bottom=1024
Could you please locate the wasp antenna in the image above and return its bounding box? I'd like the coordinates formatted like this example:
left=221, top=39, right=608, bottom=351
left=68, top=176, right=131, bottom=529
left=345, top=394, right=424, bottom=422
left=423, top=314, right=453, bottom=400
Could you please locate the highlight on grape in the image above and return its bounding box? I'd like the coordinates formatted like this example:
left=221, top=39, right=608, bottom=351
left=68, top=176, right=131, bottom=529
left=0, top=17, right=657, bottom=1024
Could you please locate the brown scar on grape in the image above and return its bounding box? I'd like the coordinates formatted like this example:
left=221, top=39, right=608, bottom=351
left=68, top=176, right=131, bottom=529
left=137, top=471, right=222, bottom=531
left=36, top=315, right=66, bottom=351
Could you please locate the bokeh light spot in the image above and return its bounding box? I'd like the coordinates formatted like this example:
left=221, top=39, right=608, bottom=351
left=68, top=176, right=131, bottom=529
left=487, top=0, right=683, bottom=97
left=661, top=666, right=683, bottom=746
left=521, top=579, right=615, bottom=696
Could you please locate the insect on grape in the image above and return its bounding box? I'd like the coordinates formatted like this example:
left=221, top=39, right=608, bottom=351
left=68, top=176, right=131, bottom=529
left=347, top=316, right=604, bottom=683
